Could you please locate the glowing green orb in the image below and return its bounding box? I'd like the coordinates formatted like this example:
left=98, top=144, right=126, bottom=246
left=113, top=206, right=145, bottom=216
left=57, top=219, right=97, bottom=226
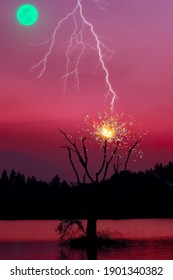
left=16, top=4, right=38, bottom=26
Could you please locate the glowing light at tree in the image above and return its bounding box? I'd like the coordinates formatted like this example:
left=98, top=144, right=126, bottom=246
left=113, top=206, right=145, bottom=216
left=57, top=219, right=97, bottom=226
left=101, top=126, right=114, bottom=139
left=16, top=4, right=38, bottom=26
left=60, top=112, right=147, bottom=183
left=30, top=0, right=116, bottom=112
left=83, top=112, right=146, bottom=160
left=84, top=112, right=129, bottom=145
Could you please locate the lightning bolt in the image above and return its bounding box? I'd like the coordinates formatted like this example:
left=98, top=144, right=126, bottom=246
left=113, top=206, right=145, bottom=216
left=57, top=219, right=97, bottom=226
left=30, top=0, right=117, bottom=113
left=93, top=0, right=109, bottom=10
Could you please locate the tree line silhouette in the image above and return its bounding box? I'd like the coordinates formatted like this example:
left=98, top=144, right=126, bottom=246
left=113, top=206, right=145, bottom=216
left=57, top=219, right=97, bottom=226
left=0, top=161, right=173, bottom=219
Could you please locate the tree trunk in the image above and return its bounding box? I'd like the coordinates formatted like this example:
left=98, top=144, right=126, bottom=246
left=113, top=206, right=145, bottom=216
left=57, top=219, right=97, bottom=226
left=86, top=218, right=97, bottom=259
left=86, top=217, right=97, bottom=241
left=85, top=183, right=98, bottom=259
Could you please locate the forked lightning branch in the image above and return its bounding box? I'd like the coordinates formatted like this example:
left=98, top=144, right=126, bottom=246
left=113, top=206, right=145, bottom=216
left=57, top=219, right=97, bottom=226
left=30, top=0, right=117, bottom=112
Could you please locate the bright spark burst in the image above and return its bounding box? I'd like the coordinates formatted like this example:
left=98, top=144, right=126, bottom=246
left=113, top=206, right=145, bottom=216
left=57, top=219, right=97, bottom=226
left=30, top=0, right=117, bottom=112
left=84, top=112, right=129, bottom=145
left=101, top=126, right=114, bottom=139
left=82, top=112, right=147, bottom=160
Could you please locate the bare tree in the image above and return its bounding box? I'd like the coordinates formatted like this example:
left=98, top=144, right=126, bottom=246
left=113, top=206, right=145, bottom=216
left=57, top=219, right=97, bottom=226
left=58, top=129, right=141, bottom=252
left=59, top=129, right=119, bottom=184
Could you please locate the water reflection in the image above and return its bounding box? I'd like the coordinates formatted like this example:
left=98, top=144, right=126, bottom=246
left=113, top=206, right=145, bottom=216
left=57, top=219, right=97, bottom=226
left=98, top=239, right=173, bottom=260
left=1, top=219, right=173, bottom=259
left=1, top=239, right=173, bottom=260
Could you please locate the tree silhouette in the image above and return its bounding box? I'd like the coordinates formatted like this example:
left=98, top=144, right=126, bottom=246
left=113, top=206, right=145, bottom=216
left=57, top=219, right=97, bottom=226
left=50, top=175, right=61, bottom=188
left=0, top=169, right=8, bottom=187
left=59, top=129, right=141, bottom=183
left=9, top=169, right=16, bottom=186
left=58, top=125, right=141, bottom=257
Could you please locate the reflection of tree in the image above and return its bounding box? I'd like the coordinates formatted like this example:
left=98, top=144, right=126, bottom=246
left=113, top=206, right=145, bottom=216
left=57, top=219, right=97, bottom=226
left=59, top=246, right=87, bottom=260
left=57, top=220, right=86, bottom=240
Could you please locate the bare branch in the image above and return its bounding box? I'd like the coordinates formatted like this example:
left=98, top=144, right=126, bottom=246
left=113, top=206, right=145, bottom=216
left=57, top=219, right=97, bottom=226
left=58, top=128, right=74, bottom=146
left=113, top=155, right=122, bottom=174
left=83, top=174, right=86, bottom=184
left=74, top=144, right=85, bottom=165
left=59, top=129, right=85, bottom=165
left=80, top=137, right=95, bottom=183
left=59, top=129, right=94, bottom=183
left=82, top=137, right=88, bottom=164
left=102, top=141, right=119, bottom=181
left=124, top=140, right=141, bottom=171
left=67, top=145, right=81, bottom=185
left=83, top=166, right=95, bottom=183
left=60, top=145, right=76, bottom=153
left=74, top=138, right=94, bottom=183
left=95, top=140, right=107, bottom=182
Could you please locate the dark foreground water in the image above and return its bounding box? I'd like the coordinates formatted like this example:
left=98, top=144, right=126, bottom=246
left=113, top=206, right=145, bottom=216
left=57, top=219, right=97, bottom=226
left=0, top=219, right=173, bottom=259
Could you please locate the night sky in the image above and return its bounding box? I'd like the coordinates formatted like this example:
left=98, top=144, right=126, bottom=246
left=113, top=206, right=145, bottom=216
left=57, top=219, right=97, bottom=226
left=0, top=0, right=173, bottom=182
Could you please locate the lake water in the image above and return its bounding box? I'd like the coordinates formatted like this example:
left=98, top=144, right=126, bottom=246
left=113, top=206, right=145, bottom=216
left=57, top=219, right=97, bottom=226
left=0, top=219, right=173, bottom=259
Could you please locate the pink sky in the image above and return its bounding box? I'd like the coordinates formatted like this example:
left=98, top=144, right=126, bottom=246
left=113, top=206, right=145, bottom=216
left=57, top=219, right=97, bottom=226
left=0, top=0, right=173, bottom=182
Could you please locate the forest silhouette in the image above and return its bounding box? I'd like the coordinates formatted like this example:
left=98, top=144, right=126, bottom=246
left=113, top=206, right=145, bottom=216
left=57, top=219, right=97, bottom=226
left=0, top=161, right=173, bottom=220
